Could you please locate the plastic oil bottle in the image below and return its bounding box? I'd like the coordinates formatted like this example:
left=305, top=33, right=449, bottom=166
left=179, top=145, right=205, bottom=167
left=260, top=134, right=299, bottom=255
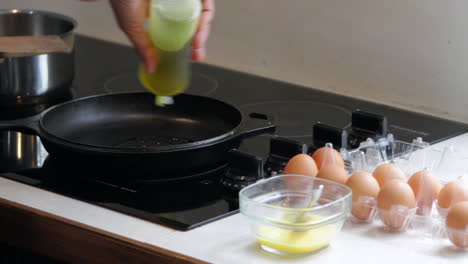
left=138, top=0, right=202, bottom=106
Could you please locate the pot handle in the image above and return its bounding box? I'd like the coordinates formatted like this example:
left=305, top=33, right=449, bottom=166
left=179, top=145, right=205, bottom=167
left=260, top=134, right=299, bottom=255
left=238, top=112, right=276, bottom=139
left=0, top=113, right=42, bottom=135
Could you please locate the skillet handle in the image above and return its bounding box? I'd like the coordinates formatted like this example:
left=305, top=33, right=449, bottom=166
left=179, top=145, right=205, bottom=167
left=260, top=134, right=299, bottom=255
left=0, top=113, right=41, bottom=135
left=238, top=112, right=276, bottom=139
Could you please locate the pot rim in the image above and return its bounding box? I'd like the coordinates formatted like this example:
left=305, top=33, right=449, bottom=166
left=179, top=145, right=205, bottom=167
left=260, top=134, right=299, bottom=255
left=0, top=9, right=77, bottom=36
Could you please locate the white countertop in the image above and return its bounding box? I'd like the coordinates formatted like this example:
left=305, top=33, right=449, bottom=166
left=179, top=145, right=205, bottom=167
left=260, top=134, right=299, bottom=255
left=2, top=134, right=468, bottom=263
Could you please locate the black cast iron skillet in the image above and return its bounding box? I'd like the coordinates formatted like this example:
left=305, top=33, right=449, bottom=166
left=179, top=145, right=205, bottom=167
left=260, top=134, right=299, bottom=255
left=0, top=92, right=276, bottom=180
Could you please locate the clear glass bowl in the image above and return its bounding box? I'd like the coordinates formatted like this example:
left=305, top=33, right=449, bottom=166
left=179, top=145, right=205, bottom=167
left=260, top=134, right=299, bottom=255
left=239, top=174, right=352, bottom=257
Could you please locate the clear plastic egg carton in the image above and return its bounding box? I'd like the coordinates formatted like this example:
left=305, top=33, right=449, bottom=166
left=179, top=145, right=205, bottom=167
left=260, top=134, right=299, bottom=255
left=341, top=134, right=468, bottom=246
left=342, top=134, right=430, bottom=177
left=342, top=133, right=468, bottom=185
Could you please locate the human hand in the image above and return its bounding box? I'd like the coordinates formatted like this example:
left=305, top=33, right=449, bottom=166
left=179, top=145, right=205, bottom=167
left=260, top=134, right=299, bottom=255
left=107, top=0, right=214, bottom=73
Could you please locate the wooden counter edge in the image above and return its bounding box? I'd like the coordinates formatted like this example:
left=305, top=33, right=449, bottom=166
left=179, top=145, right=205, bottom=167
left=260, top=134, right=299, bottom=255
left=0, top=197, right=209, bottom=264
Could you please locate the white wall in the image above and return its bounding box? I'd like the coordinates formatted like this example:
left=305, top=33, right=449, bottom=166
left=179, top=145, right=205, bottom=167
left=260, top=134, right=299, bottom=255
left=2, top=0, right=468, bottom=123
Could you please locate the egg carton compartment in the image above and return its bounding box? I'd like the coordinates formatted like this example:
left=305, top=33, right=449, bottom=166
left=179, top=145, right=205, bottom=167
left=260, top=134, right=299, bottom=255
left=409, top=213, right=447, bottom=239
left=376, top=205, right=417, bottom=232
left=437, top=205, right=450, bottom=218
left=446, top=227, right=468, bottom=249
left=350, top=196, right=378, bottom=223
left=349, top=200, right=417, bottom=233
left=428, top=146, right=468, bottom=184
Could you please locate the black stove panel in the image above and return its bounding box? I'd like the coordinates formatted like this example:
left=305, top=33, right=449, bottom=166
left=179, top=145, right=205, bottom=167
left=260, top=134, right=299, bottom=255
left=1, top=165, right=239, bottom=231
left=1, top=35, right=467, bottom=230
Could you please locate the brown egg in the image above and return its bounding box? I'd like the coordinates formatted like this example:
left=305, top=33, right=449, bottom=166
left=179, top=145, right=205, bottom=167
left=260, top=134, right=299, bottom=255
left=283, top=154, right=318, bottom=189
left=311, top=144, right=345, bottom=170
left=316, top=165, right=349, bottom=185
left=346, top=171, right=380, bottom=220
left=377, top=180, right=416, bottom=230
left=446, top=201, right=468, bottom=248
left=407, top=170, right=441, bottom=215
left=373, top=163, right=407, bottom=187
left=437, top=181, right=468, bottom=217
left=283, top=154, right=318, bottom=176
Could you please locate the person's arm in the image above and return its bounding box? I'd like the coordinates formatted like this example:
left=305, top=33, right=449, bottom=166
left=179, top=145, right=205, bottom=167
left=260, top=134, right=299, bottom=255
left=108, top=0, right=214, bottom=73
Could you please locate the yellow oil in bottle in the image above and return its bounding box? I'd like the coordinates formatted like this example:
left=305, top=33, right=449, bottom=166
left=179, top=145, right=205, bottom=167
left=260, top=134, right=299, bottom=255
left=138, top=43, right=190, bottom=96
left=138, top=0, right=201, bottom=103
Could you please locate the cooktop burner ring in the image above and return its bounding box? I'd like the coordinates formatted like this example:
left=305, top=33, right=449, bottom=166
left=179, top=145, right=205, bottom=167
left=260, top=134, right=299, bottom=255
left=103, top=71, right=218, bottom=96
left=133, top=163, right=228, bottom=185
left=240, top=100, right=352, bottom=138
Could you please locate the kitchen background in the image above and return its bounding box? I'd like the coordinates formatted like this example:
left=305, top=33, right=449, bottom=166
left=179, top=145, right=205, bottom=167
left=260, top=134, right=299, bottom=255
left=2, top=0, right=468, bottom=123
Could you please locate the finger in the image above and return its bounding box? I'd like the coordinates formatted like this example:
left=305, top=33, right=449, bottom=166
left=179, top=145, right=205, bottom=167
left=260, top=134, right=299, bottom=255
left=127, top=28, right=157, bottom=73
left=197, top=0, right=215, bottom=31
left=197, top=10, right=213, bottom=32
left=203, top=0, right=215, bottom=15
left=119, top=24, right=157, bottom=73
left=191, top=0, right=214, bottom=58
left=192, top=24, right=211, bottom=50
left=192, top=47, right=206, bottom=61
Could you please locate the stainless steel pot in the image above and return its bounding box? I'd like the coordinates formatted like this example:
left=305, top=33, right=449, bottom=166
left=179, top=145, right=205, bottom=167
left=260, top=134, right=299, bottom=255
left=0, top=9, right=77, bottom=107
left=0, top=9, right=75, bottom=172
left=0, top=130, right=48, bottom=172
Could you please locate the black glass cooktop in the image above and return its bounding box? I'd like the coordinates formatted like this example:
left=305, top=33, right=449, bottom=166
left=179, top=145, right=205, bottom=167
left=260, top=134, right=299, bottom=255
left=1, top=35, right=467, bottom=230
left=1, top=158, right=239, bottom=230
